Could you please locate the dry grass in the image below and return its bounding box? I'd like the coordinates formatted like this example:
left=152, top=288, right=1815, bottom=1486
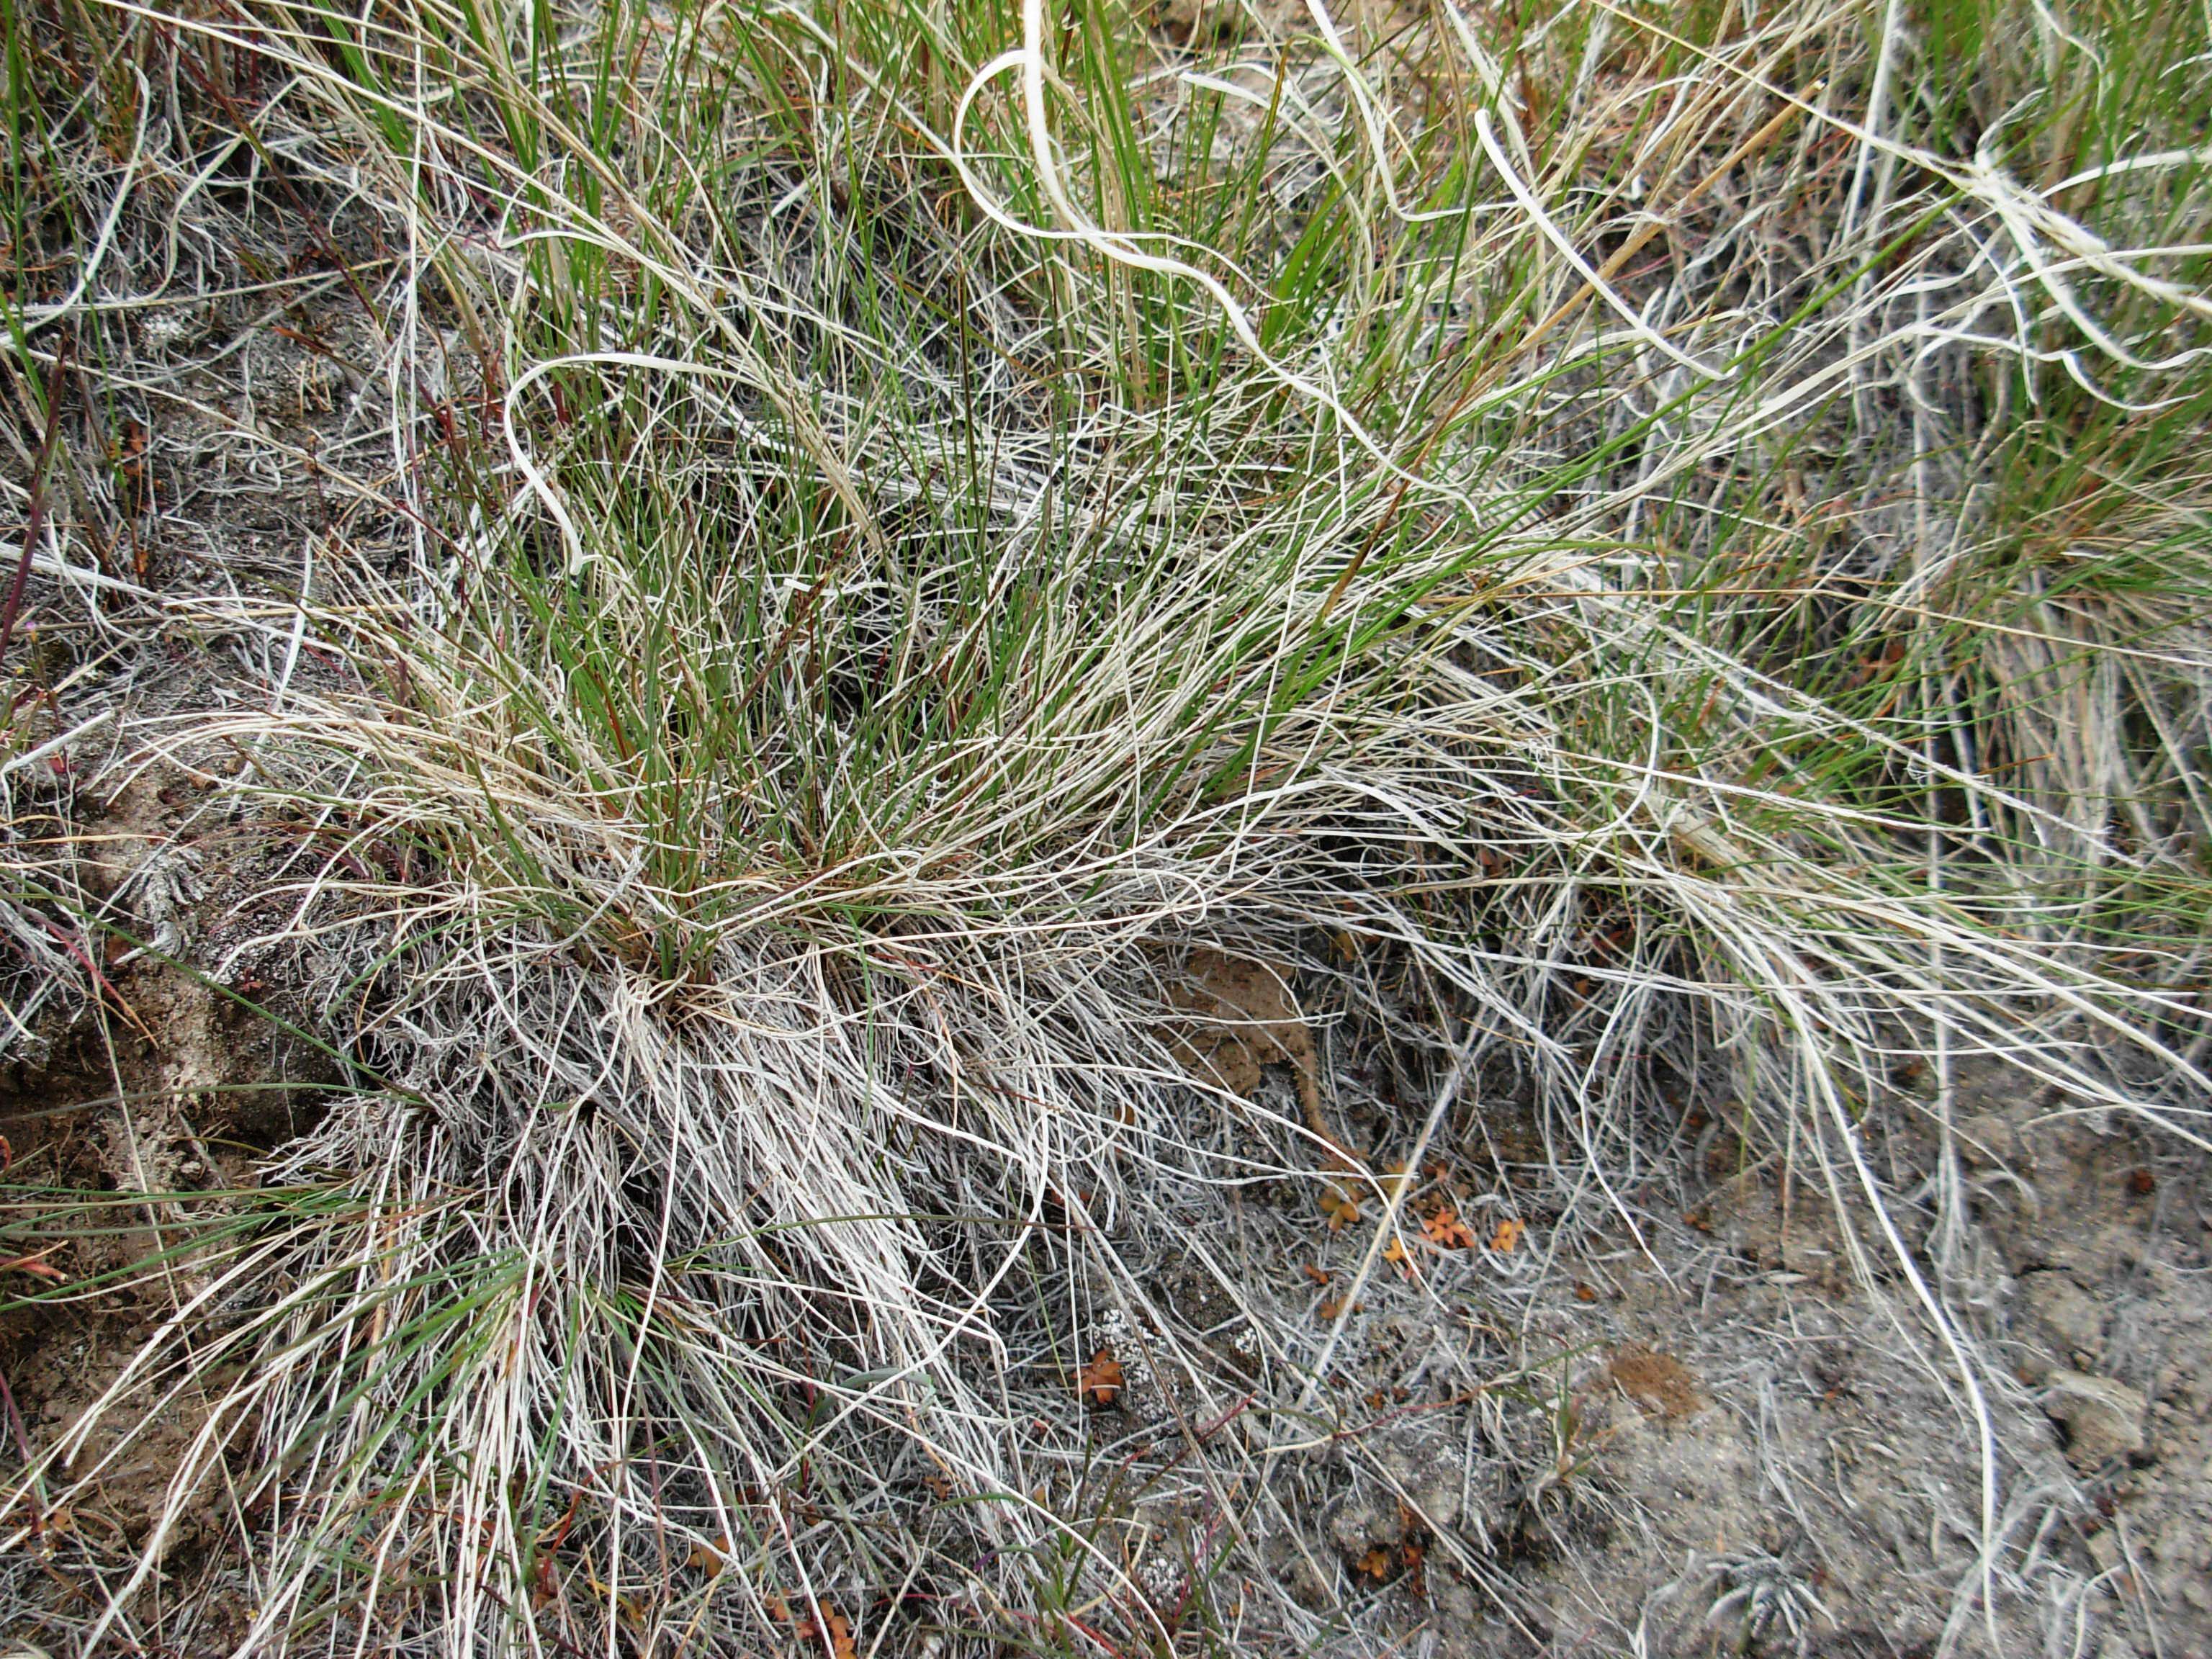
left=0, top=0, right=2206, bottom=1650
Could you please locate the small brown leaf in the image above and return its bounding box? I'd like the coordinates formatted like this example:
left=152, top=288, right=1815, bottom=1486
left=1488, top=1218, right=1524, bottom=1254
left=795, top=1599, right=858, bottom=1659
left=1421, top=1206, right=1478, bottom=1250
left=1077, top=1348, right=1124, bottom=1407
left=1354, top=1546, right=1395, bottom=1582
left=1301, top=1262, right=1332, bottom=1285
left=1319, top=1186, right=1362, bottom=1231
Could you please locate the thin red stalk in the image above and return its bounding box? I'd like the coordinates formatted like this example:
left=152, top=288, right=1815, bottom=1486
left=0, top=343, right=72, bottom=665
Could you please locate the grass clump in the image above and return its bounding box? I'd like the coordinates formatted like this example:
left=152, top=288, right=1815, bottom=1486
left=0, top=0, right=2206, bottom=1650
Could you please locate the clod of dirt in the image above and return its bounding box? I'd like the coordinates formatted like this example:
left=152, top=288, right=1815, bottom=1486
left=1327, top=1486, right=1405, bottom=1557
left=1317, top=1421, right=1462, bottom=1583
left=1956, top=1112, right=2017, bottom=1166
left=2020, top=1269, right=2105, bottom=1369
left=1696, top=1168, right=1847, bottom=1287
left=2041, top=1369, right=2148, bottom=1472
left=1260, top=1529, right=1338, bottom=1611
left=1606, top=1344, right=1703, bottom=1421
left=1164, top=946, right=1358, bottom=1167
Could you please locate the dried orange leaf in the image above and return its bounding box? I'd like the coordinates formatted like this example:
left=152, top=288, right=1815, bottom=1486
left=1355, top=1546, right=1395, bottom=1582
left=1319, top=1187, right=1362, bottom=1231
left=1077, top=1348, right=1124, bottom=1407
left=1488, top=1218, right=1524, bottom=1253
left=796, top=1599, right=858, bottom=1659
left=1421, top=1207, right=1478, bottom=1249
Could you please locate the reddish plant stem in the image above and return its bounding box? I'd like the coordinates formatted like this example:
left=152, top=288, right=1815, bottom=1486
left=0, top=343, right=72, bottom=666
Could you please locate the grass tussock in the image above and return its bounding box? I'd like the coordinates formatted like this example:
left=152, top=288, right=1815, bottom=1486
left=0, top=0, right=2208, bottom=1649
